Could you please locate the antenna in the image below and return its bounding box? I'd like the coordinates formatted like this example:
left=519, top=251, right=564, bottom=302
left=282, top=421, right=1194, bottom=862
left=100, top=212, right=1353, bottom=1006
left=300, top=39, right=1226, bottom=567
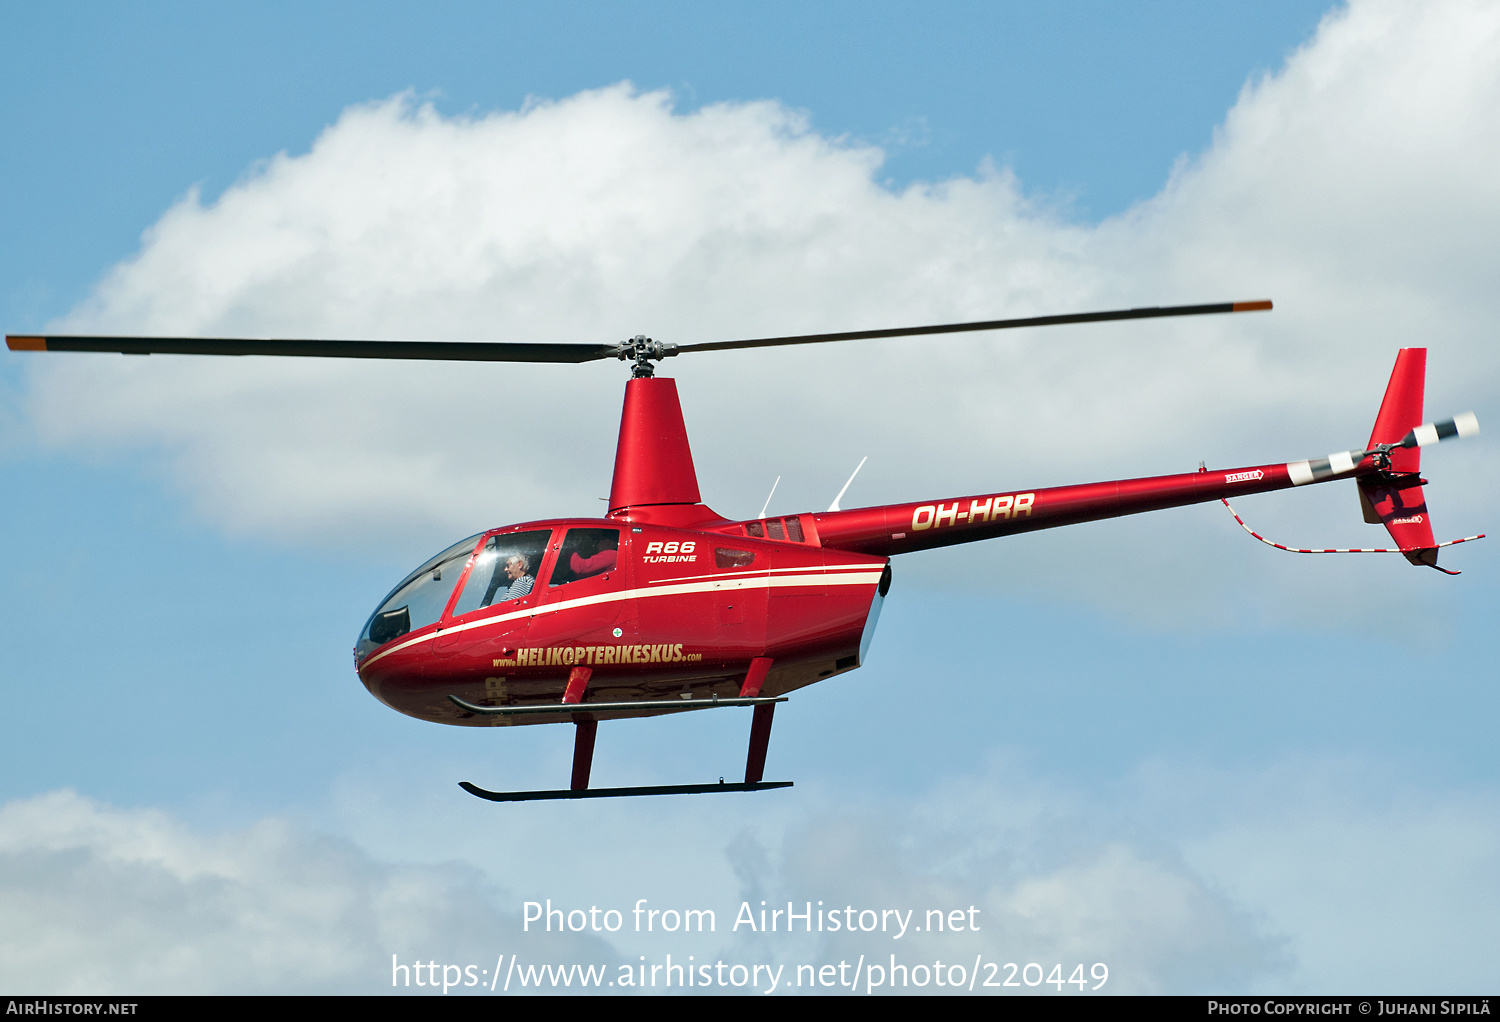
left=827, top=457, right=867, bottom=513
left=758, top=476, right=780, bottom=519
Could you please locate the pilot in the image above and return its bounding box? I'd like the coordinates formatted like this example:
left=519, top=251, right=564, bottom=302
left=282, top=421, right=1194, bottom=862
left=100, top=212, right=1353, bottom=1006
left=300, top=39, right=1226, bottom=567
left=501, top=553, right=535, bottom=601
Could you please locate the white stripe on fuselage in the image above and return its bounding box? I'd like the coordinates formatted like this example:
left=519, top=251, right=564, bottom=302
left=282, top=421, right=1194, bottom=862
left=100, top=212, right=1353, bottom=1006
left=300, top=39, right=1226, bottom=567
left=361, top=569, right=886, bottom=669
left=648, top=562, right=879, bottom=585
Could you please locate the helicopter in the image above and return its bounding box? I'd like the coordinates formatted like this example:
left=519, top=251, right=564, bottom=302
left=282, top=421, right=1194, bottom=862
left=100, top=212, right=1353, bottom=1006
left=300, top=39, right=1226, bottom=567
left=7, top=300, right=1482, bottom=802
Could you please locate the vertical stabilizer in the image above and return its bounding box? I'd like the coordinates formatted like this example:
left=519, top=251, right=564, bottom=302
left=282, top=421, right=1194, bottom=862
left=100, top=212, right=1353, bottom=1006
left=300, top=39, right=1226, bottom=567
left=608, top=377, right=702, bottom=513
left=1366, top=348, right=1426, bottom=472
left=1359, top=348, right=1439, bottom=564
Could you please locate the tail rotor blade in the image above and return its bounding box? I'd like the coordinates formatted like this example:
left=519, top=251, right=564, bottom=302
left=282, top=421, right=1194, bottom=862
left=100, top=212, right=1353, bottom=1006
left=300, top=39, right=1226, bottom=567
left=1291, top=412, right=1479, bottom=485
left=1398, top=412, right=1479, bottom=449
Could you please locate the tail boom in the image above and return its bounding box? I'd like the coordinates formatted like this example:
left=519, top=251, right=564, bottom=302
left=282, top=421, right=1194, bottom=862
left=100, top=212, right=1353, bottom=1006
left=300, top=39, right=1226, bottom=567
left=813, top=458, right=1362, bottom=558
left=807, top=348, right=1477, bottom=569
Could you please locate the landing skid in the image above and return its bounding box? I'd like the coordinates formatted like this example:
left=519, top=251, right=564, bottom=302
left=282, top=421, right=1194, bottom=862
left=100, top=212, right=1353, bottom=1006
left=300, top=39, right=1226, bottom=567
left=459, top=780, right=793, bottom=802
left=456, top=658, right=791, bottom=803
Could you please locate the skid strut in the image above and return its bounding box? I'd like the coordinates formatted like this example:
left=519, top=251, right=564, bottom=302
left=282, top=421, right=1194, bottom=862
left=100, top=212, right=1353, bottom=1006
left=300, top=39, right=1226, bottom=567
left=745, top=704, right=775, bottom=785
left=571, top=720, right=597, bottom=791
left=741, top=656, right=776, bottom=784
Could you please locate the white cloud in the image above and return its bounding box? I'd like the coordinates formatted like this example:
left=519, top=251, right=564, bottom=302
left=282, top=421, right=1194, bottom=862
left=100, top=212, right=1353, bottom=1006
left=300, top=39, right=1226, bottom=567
left=743, top=816, right=1285, bottom=995
left=8, top=754, right=1496, bottom=994
left=328, top=748, right=1500, bottom=994
left=0, top=790, right=608, bottom=994
left=19, top=0, right=1500, bottom=628
left=329, top=758, right=1289, bottom=995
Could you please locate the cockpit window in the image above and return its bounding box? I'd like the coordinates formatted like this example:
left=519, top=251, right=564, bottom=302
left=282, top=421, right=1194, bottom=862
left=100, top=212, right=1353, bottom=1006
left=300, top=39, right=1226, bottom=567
left=357, top=534, right=482, bottom=656
left=449, top=530, right=552, bottom=617
left=549, top=528, right=620, bottom=586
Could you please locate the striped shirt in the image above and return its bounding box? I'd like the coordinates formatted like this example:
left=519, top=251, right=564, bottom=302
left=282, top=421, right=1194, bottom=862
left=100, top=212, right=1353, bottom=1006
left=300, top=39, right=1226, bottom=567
left=504, top=574, right=534, bottom=601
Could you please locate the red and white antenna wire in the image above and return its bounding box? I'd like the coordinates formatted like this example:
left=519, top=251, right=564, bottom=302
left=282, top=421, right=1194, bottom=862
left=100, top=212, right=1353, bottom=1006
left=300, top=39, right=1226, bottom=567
left=1221, top=499, right=1484, bottom=554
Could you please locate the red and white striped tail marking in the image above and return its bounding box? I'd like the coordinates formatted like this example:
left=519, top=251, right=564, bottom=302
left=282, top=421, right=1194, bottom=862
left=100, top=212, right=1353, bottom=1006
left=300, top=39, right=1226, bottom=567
left=1221, top=499, right=1485, bottom=554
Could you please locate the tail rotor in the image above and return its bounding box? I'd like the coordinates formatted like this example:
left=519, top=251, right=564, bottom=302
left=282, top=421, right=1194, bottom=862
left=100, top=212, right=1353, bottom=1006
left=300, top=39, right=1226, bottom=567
left=1227, top=350, right=1483, bottom=574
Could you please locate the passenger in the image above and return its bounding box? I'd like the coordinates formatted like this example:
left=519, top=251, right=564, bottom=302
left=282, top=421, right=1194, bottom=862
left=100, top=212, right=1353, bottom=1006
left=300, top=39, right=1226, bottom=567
left=502, top=554, right=535, bottom=601
left=569, top=532, right=618, bottom=579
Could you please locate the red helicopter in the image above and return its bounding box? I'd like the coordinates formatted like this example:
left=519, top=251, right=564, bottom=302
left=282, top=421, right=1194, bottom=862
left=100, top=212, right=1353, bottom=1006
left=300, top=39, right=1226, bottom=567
left=7, top=300, right=1482, bottom=802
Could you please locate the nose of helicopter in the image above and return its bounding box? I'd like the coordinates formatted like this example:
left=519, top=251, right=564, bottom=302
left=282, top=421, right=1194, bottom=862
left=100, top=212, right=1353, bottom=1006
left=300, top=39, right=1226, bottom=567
left=354, top=533, right=483, bottom=662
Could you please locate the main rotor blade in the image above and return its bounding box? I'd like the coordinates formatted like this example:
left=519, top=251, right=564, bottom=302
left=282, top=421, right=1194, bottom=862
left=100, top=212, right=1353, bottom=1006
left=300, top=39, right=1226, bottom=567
left=5, top=335, right=617, bottom=363
left=675, top=300, right=1272, bottom=354
left=7, top=299, right=1271, bottom=364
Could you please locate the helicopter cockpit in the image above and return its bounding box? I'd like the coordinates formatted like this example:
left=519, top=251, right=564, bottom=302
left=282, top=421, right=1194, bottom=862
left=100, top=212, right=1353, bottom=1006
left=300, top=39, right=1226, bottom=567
left=355, top=529, right=551, bottom=658
left=449, top=530, right=551, bottom=612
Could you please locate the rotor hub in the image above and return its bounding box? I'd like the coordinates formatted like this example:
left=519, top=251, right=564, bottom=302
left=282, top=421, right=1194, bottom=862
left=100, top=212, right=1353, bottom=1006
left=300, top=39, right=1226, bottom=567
left=615, top=335, right=678, bottom=377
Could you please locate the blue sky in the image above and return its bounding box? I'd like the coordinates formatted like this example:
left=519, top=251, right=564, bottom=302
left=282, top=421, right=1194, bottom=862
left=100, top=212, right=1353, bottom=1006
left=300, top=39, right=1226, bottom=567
left=2, top=1, right=1332, bottom=329
left=4, top=0, right=1499, bottom=996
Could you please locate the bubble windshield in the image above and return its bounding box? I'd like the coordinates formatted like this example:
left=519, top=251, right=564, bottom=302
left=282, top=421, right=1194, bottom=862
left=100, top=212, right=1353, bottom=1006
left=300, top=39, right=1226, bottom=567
left=356, top=534, right=482, bottom=657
